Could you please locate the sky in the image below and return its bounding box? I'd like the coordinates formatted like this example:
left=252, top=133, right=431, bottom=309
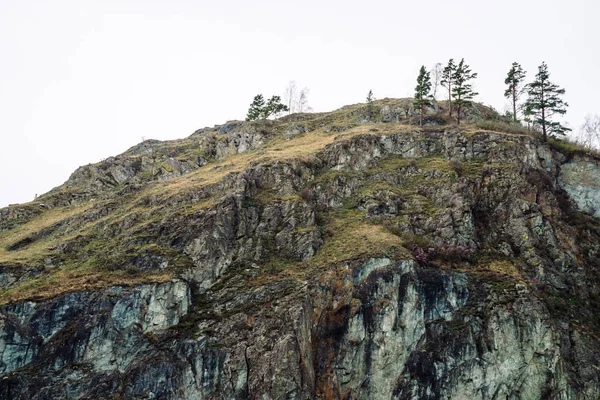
left=1, top=0, right=599, bottom=208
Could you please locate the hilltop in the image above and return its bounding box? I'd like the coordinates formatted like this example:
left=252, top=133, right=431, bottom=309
left=1, top=99, right=600, bottom=399
left=0, top=99, right=515, bottom=302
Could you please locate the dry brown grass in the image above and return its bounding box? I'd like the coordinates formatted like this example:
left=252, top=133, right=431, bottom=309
left=307, top=209, right=410, bottom=268
left=5, top=123, right=408, bottom=263
left=469, top=120, right=531, bottom=136
left=473, top=259, right=524, bottom=282
left=0, top=121, right=417, bottom=303
left=311, top=223, right=408, bottom=268
left=247, top=209, right=411, bottom=287
left=143, top=123, right=415, bottom=202
left=0, top=204, right=92, bottom=264
left=0, top=264, right=172, bottom=305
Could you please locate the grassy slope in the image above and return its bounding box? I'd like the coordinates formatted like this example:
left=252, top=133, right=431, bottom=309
left=0, top=100, right=595, bottom=304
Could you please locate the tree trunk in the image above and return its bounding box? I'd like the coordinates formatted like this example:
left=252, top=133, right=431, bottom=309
left=542, top=108, right=547, bottom=142
left=448, top=86, right=452, bottom=117
left=456, top=91, right=461, bottom=125
left=512, top=88, right=517, bottom=122
left=541, top=82, right=546, bottom=142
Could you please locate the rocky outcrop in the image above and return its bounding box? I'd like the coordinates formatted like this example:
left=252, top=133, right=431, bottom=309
left=0, top=203, right=47, bottom=232
left=1, top=100, right=600, bottom=399
left=33, top=120, right=273, bottom=210
left=181, top=194, right=322, bottom=291
left=312, top=259, right=588, bottom=399
left=559, top=158, right=600, bottom=218
left=1, top=258, right=597, bottom=399
left=0, top=280, right=189, bottom=393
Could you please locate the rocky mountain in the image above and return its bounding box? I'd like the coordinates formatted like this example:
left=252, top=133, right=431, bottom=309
left=1, top=99, right=600, bottom=399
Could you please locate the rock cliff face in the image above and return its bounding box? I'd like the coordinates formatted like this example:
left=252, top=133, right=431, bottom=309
left=1, top=99, right=600, bottom=399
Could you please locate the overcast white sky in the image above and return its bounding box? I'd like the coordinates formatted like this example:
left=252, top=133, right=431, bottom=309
left=1, top=0, right=598, bottom=207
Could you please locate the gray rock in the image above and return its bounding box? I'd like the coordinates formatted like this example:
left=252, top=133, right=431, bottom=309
left=2, top=101, right=600, bottom=399
left=559, top=158, right=600, bottom=217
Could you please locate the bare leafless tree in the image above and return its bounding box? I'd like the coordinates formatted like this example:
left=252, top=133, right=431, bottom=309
left=282, top=81, right=312, bottom=114
left=283, top=81, right=297, bottom=114
left=575, top=114, right=600, bottom=149
left=297, top=87, right=311, bottom=112
left=430, top=63, right=443, bottom=100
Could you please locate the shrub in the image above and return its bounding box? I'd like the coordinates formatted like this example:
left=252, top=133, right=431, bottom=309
left=449, top=160, right=464, bottom=177
left=299, top=188, right=314, bottom=202
left=435, top=244, right=473, bottom=262
left=408, top=242, right=473, bottom=265
left=242, top=198, right=258, bottom=208
left=410, top=245, right=430, bottom=263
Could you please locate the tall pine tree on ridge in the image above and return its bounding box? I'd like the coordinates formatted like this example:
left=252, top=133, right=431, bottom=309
left=441, top=59, right=457, bottom=117
left=523, top=62, right=570, bottom=142
left=452, top=59, right=478, bottom=125
left=504, top=62, right=527, bottom=123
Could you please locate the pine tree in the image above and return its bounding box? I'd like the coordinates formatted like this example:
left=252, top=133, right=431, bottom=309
left=440, top=59, right=456, bottom=117
left=451, top=58, right=478, bottom=125
left=246, top=94, right=288, bottom=121
left=366, top=90, right=375, bottom=120
left=504, top=62, right=527, bottom=122
left=523, top=62, right=570, bottom=142
left=262, top=95, right=288, bottom=119
left=413, top=66, right=432, bottom=126
left=246, top=94, right=265, bottom=121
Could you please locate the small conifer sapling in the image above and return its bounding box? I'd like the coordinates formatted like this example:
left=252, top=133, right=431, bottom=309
left=366, top=90, right=375, bottom=120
